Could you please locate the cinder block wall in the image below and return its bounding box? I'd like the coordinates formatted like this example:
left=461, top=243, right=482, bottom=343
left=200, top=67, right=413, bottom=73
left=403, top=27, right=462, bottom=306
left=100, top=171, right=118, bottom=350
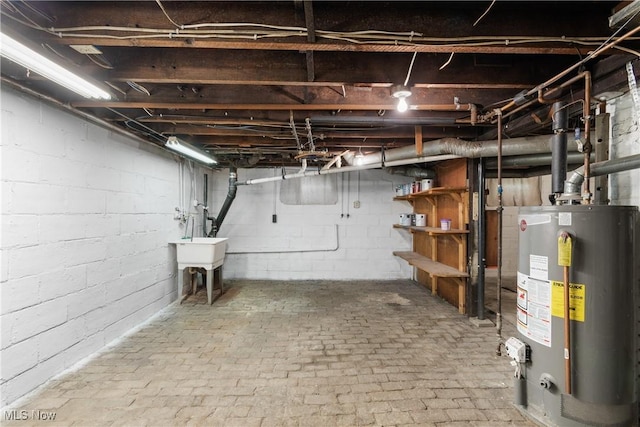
left=0, top=87, right=197, bottom=407
left=211, top=168, right=414, bottom=280
left=609, top=91, right=640, bottom=206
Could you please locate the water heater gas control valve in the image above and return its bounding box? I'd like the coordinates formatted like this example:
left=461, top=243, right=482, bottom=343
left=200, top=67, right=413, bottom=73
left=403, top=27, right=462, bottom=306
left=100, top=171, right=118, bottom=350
left=505, top=337, right=528, bottom=363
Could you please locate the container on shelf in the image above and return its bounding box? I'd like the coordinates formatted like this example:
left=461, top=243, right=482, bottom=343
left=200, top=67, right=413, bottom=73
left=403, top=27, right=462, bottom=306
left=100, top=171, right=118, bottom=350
left=440, top=218, right=451, bottom=230
left=399, top=213, right=412, bottom=226
left=415, top=214, right=427, bottom=226
left=421, top=179, right=435, bottom=191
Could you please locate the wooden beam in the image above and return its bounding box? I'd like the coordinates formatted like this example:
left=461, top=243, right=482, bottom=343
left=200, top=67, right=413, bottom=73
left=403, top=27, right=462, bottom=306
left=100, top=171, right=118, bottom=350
left=72, top=101, right=479, bottom=111
left=415, top=126, right=423, bottom=156
left=51, top=37, right=602, bottom=55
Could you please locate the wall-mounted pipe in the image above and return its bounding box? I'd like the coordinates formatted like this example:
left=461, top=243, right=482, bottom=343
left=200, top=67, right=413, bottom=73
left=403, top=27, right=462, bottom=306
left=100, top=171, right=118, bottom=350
left=227, top=224, right=340, bottom=254
left=203, top=173, right=208, bottom=236
left=209, top=167, right=237, bottom=236
left=563, top=154, right=640, bottom=197
left=551, top=101, right=568, bottom=201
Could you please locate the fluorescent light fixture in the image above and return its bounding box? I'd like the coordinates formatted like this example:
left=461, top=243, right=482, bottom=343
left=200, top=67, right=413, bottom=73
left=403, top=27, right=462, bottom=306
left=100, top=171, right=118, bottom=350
left=166, top=136, right=217, bottom=164
left=0, top=32, right=111, bottom=99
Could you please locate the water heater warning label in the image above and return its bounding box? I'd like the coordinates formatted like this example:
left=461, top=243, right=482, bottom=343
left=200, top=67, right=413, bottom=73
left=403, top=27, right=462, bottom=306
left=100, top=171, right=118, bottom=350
left=516, top=272, right=552, bottom=347
left=551, top=282, right=586, bottom=322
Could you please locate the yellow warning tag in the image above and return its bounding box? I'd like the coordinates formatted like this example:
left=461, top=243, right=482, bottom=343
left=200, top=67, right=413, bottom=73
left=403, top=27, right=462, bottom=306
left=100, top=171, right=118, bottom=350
left=551, top=281, right=585, bottom=322
left=557, top=235, right=572, bottom=266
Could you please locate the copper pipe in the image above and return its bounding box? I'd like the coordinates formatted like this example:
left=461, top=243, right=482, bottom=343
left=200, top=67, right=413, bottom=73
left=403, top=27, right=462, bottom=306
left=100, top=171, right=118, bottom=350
left=539, top=71, right=594, bottom=104
left=486, top=25, right=640, bottom=121
left=470, top=104, right=478, bottom=125
left=501, top=98, right=538, bottom=120
left=563, top=264, right=572, bottom=394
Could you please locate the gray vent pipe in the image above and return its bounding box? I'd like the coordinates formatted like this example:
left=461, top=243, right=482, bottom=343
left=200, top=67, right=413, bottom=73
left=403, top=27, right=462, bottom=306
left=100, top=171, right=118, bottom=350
left=238, top=134, right=579, bottom=187
left=563, top=153, right=640, bottom=196
left=349, top=135, right=577, bottom=167
left=485, top=152, right=590, bottom=168
left=384, top=167, right=436, bottom=179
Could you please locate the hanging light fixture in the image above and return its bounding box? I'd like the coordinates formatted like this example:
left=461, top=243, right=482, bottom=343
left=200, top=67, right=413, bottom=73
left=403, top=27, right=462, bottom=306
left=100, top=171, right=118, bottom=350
left=392, top=51, right=418, bottom=112
left=165, top=136, right=217, bottom=164
left=392, top=85, right=412, bottom=113
left=0, top=32, right=111, bottom=100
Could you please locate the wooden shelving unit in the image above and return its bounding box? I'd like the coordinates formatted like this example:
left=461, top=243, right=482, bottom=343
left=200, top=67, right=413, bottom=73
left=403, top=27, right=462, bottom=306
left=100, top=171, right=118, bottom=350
left=393, top=183, right=470, bottom=314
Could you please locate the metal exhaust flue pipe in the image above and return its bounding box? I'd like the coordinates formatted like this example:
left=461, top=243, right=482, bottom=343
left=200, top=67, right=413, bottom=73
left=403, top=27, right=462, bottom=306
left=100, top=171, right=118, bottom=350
left=563, top=153, right=640, bottom=197
left=551, top=101, right=568, bottom=202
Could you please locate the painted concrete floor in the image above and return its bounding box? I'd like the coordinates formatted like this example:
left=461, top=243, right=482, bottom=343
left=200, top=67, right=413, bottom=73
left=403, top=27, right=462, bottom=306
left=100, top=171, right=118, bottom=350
left=3, top=280, right=533, bottom=426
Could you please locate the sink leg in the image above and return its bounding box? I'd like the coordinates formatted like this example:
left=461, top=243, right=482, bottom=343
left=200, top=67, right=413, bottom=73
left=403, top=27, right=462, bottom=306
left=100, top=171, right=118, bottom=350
left=206, top=269, right=213, bottom=305
left=216, top=266, right=224, bottom=295
left=177, top=268, right=185, bottom=301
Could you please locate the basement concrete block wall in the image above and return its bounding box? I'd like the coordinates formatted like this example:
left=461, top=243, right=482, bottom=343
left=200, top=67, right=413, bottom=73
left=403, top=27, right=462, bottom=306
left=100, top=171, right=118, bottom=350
left=0, top=87, right=196, bottom=407
left=609, top=91, right=640, bottom=206
left=211, top=168, right=414, bottom=280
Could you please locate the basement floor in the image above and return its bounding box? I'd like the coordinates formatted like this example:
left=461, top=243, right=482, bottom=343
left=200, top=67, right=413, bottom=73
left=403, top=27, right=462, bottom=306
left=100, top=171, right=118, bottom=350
left=3, top=279, right=532, bottom=427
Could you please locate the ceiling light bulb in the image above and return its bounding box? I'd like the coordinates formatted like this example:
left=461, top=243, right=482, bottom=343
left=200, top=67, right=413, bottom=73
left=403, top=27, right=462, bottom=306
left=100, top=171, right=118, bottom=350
left=397, top=97, right=409, bottom=112
left=391, top=85, right=412, bottom=113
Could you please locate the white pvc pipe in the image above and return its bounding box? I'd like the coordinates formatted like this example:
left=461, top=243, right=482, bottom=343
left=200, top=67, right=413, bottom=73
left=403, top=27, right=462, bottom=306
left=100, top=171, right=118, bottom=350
left=237, top=155, right=459, bottom=185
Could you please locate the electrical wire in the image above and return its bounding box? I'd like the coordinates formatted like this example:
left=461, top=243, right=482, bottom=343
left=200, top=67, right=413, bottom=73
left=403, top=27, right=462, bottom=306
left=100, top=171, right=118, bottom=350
left=473, top=0, right=497, bottom=27
left=104, top=81, right=127, bottom=96
left=126, top=81, right=151, bottom=96
left=107, top=107, right=168, bottom=144
left=155, top=0, right=181, bottom=28
left=403, top=51, right=418, bottom=86
left=18, top=0, right=54, bottom=23
left=4, top=8, right=636, bottom=49
left=86, top=54, right=114, bottom=69
left=439, top=52, right=455, bottom=70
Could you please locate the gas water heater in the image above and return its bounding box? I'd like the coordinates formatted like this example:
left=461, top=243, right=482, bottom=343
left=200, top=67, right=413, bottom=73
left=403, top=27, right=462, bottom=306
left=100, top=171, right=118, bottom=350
left=508, top=205, right=638, bottom=426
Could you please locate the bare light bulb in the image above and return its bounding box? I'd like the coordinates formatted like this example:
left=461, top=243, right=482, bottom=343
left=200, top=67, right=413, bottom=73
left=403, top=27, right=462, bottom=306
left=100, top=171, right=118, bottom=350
left=397, top=97, right=409, bottom=112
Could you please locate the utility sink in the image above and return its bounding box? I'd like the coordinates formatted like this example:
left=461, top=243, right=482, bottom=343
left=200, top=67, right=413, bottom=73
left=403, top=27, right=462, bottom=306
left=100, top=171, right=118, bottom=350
left=173, top=237, right=228, bottom=268
left=169, top=237, right=228, bottom=304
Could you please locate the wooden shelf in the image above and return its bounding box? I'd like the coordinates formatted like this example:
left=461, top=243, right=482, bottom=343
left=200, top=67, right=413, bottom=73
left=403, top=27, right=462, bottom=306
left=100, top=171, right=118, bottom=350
left=393, top=224, right=469, bottom=235
left=393, top=251, right=469, bottom=278
left=393, top=177, right=470, bottom=314
left=393, top=186, right=468, bottom=202
left=393, top=251, right=468, bottom=314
